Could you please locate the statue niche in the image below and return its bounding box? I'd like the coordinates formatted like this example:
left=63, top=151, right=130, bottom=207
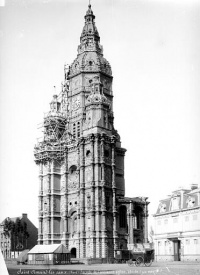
left=68, top=165, right=79, bottom=190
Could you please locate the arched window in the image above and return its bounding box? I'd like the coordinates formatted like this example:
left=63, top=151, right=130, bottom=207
left=135, top=206, right=143, bottom=229
left=71, top=247, right=76, bottom=258
left=119, top=205, right=127, bottom=228
left=69, top=165, right=77, bottom=174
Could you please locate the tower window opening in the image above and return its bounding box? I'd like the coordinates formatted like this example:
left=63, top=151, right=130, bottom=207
left=70, top=165, right=77, bottom=174
left=119, top=205, right=127, bottom=228
left=86, top=150, right=91, bottom=157
left=104, top=149, right=109, bottom=158
left=77, top=122, right=80, bottom=138
left=106, top=196, right=110, bottom=210
left=89, top=61, right=93, bottom=66
left=73, top=123, right=76, bottom=138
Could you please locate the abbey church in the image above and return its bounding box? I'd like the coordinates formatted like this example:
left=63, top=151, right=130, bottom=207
left=34, top=4, right=149, bottom=260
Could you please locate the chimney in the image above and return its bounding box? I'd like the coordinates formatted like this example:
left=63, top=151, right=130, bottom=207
left=22, top=213, right=27, bottom=219
left=191, top=184, right=198, bottom=190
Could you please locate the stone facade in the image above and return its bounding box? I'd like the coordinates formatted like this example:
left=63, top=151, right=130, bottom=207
left=153, top=184, right=200, bottom=261
left=34, top=4, right=149, bottom=260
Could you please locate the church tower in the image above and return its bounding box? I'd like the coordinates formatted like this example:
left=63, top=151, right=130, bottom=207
left=34, top=4, right=149, bottom=260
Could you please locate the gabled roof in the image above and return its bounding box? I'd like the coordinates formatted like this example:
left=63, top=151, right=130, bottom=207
left=28, top=244, right=70, bottom=254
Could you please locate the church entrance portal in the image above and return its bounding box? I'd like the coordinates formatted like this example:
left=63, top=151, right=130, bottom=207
left=71, top=248, right=76, bottom=258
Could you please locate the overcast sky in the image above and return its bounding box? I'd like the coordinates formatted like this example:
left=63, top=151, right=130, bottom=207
left=0, top=0, right=200, bottom=229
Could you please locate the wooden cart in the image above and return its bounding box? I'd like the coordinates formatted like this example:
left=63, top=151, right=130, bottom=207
left=127, top=249, right=154, bottom=267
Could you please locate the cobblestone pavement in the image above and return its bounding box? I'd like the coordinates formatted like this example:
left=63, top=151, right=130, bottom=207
left=6, top=262, right=200, bottom=275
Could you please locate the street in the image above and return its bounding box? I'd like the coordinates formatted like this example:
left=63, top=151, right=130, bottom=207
left=6, top=261, right=200, bottom=275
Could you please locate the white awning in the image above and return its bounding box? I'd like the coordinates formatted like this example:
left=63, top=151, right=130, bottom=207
left=28, top=244, right=70, bottom=254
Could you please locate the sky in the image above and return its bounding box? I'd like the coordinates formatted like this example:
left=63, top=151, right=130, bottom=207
left=0, top=0, right=200, bottom=230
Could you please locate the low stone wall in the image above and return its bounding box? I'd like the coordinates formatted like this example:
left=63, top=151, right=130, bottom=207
left=73, top=258, right=106, bottom=265
left=181, top=255, right=200, bottom=262
left=4, top=258, right=17, bottom=265
left=155, top=255, right=200, bottom=262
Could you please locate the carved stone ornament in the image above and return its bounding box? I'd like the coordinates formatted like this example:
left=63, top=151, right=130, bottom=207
left=72, top=97, right=81, bottom=111
left=85, top=166, right=92, bottom=182
left=61, top=185, right=66, bottom=193
left=53, top=198, right=57, bottom=211
left=68, top=171, right=79, bottom=189
left=68, top=154, right=77, bottom=166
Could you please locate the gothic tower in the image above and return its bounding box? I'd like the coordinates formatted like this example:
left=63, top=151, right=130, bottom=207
left=34, top=4, right=149, bottom=260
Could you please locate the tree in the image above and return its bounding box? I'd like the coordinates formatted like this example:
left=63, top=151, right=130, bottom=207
left=149, top=226, right=154, bottom=247
left=3, top=217, right=30, bottom=258
left=3, top=218, right=14, bottom=238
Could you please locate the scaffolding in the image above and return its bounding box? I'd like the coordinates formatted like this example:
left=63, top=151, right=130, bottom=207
left=34, top=76, right=72, bottom=164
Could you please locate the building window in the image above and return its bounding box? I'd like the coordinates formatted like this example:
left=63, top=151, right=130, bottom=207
left=119, top=206, right=127, bottom=228
left=194, top=239, right=198, bottom=245
left=164, top=219, right=168, bottom=224
left=185, top=216, right=189, bottom=222
left=173, top=217, right=178, bottom=223
left=193, top=215, right=197, bottom=220
left=157, top=220, right=161, bottom=225
left=186, top=239, right=190, bottom=245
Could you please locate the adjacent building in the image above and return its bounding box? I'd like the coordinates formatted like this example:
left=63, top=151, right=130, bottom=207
left=153, top=184, right=200, bottom=261
left=34, top=4, right=149, bottom=260
left=0, top=213, right=38, bottom=258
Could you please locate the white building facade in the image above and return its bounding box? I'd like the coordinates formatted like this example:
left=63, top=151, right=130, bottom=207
left=154, top=184, right=200, bottom=261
